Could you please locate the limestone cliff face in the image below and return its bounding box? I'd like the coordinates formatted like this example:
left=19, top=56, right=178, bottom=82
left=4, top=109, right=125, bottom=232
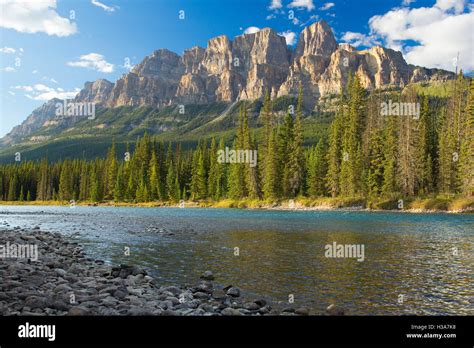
left=74, top=79, right=113, bottom=105
left=73, top=20, right=453, bottom=109
left=278, top=20, right=338, bottom=104
left=233, top=28, right=290, bottom=100
left=106, top=49, right=185, bottom=107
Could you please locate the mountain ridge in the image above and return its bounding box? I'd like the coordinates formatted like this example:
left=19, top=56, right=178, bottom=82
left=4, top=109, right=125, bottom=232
left=1, top=20, right=455, bottom=147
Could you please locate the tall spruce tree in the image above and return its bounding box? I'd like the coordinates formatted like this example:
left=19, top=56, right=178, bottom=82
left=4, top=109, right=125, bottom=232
left=288, top=84, right=305, bottom=197
left=307, top=137, right=328, bottom=197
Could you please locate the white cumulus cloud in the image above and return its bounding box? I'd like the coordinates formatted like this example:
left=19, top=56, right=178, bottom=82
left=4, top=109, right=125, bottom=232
left=343, top=0, right=473, bottom=72
left=320, top=2, right=335, bottom=11
left=243, top=26, right=261, bottom=34
left=2, top=67, right=16, bottom=72
left=0, top=46, right=16, bottom=54
left=368, top=0, right=473, bottom=71
left=0, top=0, right=77, bottom=37
left=279, top=30, right=297, bottom=45
left=288, top=0, right=315, bottom=11
left=91, top=0, right=116, bottom=12
left=67, top=53, right=114, bottom=73
left=341, top=32, right=380, bottom=47
left=13, top=84, right=80, bottom=101
left=269, top=0, right=282, bottom=10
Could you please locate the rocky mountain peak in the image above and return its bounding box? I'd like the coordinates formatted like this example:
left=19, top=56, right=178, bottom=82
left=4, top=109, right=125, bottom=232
left=132, top=49, right=184, bottom=79
left=74, top=79, right=114, bottom=105
left=295, top=20, right=337, bottom=59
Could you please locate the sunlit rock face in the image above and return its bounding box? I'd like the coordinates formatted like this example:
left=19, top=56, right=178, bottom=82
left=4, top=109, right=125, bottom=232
left=74, top=20, right=453, bottom=109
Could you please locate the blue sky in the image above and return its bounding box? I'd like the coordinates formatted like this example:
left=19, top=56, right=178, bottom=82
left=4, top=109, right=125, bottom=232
left=1, top=0, right=473, bottom=137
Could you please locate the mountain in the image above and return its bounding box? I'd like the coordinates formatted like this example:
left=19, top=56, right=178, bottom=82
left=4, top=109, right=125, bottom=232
left=1, top=20, right=454, bottom=150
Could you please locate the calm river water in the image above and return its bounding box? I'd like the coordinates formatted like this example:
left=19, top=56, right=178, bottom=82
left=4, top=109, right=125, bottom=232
left=1, top=205, right=472, bottom=315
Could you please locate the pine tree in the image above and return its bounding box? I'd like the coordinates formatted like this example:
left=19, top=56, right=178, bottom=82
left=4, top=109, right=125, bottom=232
left=79, top=162, right=89, bottom=201
left=279, top=112, right=294, bottom=197
left=215, top=138, right=227, bottom=199
left=382, top=112, right=398, bottom=196
left=190, top=146, right=207, bottom=200
left=438, top=73, right=468, bottom=194
left=228, top=140, right=245, bottom=199
left=307, top=138, right=328, bottom=197
left=105, top=139, right=118, bottom=199
left=37, top=157, right=50, bottom=201
left=458, top=78, right=474, bottom=196
left=288, top=84, right=305, bottom=197
left=207, top=138, right=218, bottom=199
left=7, top=175, right=17, bottom=201
left=172, top=175, right=181, bottom=202
left=263, top=129, right=279, bottom=199
left=228, top=106, right=247, bottom=199
left=326, top=97, right=344, bottom=197
left=366, top=130, right=385, bottom=197
left=89, top=168, right=100, bottom=202
left=59, top=161, right=73, bottom=201
left=166, top=160, right=177, bottom=201
left=260, top=90, right=273, bottom=178
left=114, top=164, right=126, bottom=201
left=242, top=107, right=260, bottom=198
left=148, top=150, right=162, bottom=200
left=339, top=74, right=365, bottom=197
left=414, top=95, right=432, bottom=194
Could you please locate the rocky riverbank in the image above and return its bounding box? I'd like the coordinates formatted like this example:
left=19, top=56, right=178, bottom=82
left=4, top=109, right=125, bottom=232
left=0, top=229, right=342, bottom=316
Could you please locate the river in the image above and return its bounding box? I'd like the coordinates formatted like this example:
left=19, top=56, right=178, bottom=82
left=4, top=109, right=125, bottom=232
left=1, top=205, right=472, bottom=315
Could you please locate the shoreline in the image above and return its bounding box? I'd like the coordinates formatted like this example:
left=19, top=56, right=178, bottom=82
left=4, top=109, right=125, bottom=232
left=0, top=228, right=331, bottom=316
left=0, top=198, right=473, bottom=214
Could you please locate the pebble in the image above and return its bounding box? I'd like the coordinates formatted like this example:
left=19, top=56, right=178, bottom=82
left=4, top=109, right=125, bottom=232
left=295, top=307, right=310, bottom=316
left=226, top=287, right=241, bottom=297
left=68, top=306, right=90, bottom=316
left=326, top=304, right=345, bottom=316
left=221, top=307, right=242, bottom=316
left=200, top=271, right=215, bottom=281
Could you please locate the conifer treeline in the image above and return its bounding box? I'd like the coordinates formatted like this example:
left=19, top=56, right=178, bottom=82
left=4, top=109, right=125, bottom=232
left=1, top=74, right=472, bottom=203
